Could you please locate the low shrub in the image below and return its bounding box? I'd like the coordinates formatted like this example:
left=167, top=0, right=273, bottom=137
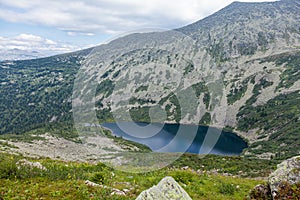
left=218, top=182, right=236, bottom=195
left=247, top=184, right=272, bottom=200
left=0, top=155, right=18, bottom=179
left=274, top=181, right=300, bottom=200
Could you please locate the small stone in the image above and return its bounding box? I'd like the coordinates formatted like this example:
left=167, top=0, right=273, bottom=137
left=85, top=180, right=100, bottom=187
left=111, top=189, right=126, bottom=196
left=123, top=189, right=130, bottom=193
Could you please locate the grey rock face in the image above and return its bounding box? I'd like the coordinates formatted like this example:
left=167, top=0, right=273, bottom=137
left=136, top=176, right=192, bottom=200
left=268, top=155, right=300, bottom=197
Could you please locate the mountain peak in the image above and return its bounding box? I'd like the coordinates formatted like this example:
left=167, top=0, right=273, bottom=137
left=179, top=0, right=300, bottom=36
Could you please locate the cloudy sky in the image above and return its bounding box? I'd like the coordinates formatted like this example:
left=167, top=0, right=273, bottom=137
left=0, top=0, right=276, bottom=57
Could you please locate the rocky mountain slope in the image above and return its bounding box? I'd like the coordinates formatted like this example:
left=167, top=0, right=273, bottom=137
left=0, top=0, right=299, bottom=160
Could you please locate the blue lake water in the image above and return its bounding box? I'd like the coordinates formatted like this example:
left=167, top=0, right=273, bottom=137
left=102, top=122, right=248, bottom=155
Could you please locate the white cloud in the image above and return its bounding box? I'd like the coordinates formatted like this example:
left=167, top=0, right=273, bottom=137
left=15, top=34, right=44, bottom=42
left=0, top=33, right=79, bottom=52
left=0, top=33, right=85, bottom=60
left=67, top=31, right=96, bottom=37
left=0, top=0, right=277, bottom=34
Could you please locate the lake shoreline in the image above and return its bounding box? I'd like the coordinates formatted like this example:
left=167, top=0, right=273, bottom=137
left=100, top=122, right=248, bottom=156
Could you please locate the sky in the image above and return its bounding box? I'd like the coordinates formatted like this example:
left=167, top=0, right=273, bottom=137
left=0, top=0, right=277, bottom=56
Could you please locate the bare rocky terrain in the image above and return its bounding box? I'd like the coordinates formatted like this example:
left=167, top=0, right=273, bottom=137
left=0, top=134, right=129, bottom=165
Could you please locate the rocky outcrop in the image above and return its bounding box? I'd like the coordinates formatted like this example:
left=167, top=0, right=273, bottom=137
left=136, top=176, right=192, bottom=200
left=268, top=155, right=300, bottom=198
left=248, top=156, right=300, bottom=199
left=16, top=159, right=47, bottom=171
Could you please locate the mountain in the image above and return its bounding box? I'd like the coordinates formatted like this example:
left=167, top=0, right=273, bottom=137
left=0, top=49, right=47, bottom=61
left=0, top=0, right=299, bottom=160
left=0, top=48, right=93, bottom=134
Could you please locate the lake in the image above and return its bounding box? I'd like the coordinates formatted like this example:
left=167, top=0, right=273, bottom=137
left=102, top=122, right=248, bottom=155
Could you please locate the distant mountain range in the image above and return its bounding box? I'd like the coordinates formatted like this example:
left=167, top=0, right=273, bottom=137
left=0, top=48, right=77, bottom=61
left=0, top=0, right=299, bottom=161
left=0, top=49, right=47, bottom=61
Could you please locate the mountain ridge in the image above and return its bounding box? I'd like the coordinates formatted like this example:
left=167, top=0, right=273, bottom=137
left=0, top=0, right=299, bottom=161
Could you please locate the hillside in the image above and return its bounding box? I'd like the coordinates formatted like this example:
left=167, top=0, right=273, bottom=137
left=0, top=0, right=299, bottom=162
left=0, top=152, right=276, bottom=200
left=0, top=48, right=93, bottom=134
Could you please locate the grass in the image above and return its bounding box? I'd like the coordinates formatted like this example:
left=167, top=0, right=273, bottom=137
left=172, top=154, right=278, bottom=178
left=0, top=176, right=261, bottom=200
left=0, top=179, right=128, bottom=200
left=0, top=152, right=264, bottom=200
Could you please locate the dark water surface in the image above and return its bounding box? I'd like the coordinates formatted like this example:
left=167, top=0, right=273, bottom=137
left=102, top=122, right=248, bottom=155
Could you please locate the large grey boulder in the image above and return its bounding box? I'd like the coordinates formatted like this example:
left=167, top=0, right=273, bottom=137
left=136, top=176, right=192, bottom=200
left=268, top=155, right=300, bottom=197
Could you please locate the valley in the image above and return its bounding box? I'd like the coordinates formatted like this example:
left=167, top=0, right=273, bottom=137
left=0, top=0, right=299, bottom=199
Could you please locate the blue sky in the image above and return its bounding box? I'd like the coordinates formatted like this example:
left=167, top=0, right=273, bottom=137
left=0, top=0, right=276, bottom=57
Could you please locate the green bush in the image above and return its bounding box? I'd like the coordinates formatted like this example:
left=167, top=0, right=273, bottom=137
left=90, top=172, right=106, bottom=184
left=170, top=170, right=195, bottom=185
left=0, top=156, right=18, bottom=179
left=218, top=182, right=236, bottom=195
left=89, top=169, right=112, bottom=185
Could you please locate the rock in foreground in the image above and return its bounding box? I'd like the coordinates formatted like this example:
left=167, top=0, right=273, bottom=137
left=268, top=155, right=300, bottom=197
left=136, top=176, right=192, bottom=200
left=248, top=156, right=300, bottom=199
